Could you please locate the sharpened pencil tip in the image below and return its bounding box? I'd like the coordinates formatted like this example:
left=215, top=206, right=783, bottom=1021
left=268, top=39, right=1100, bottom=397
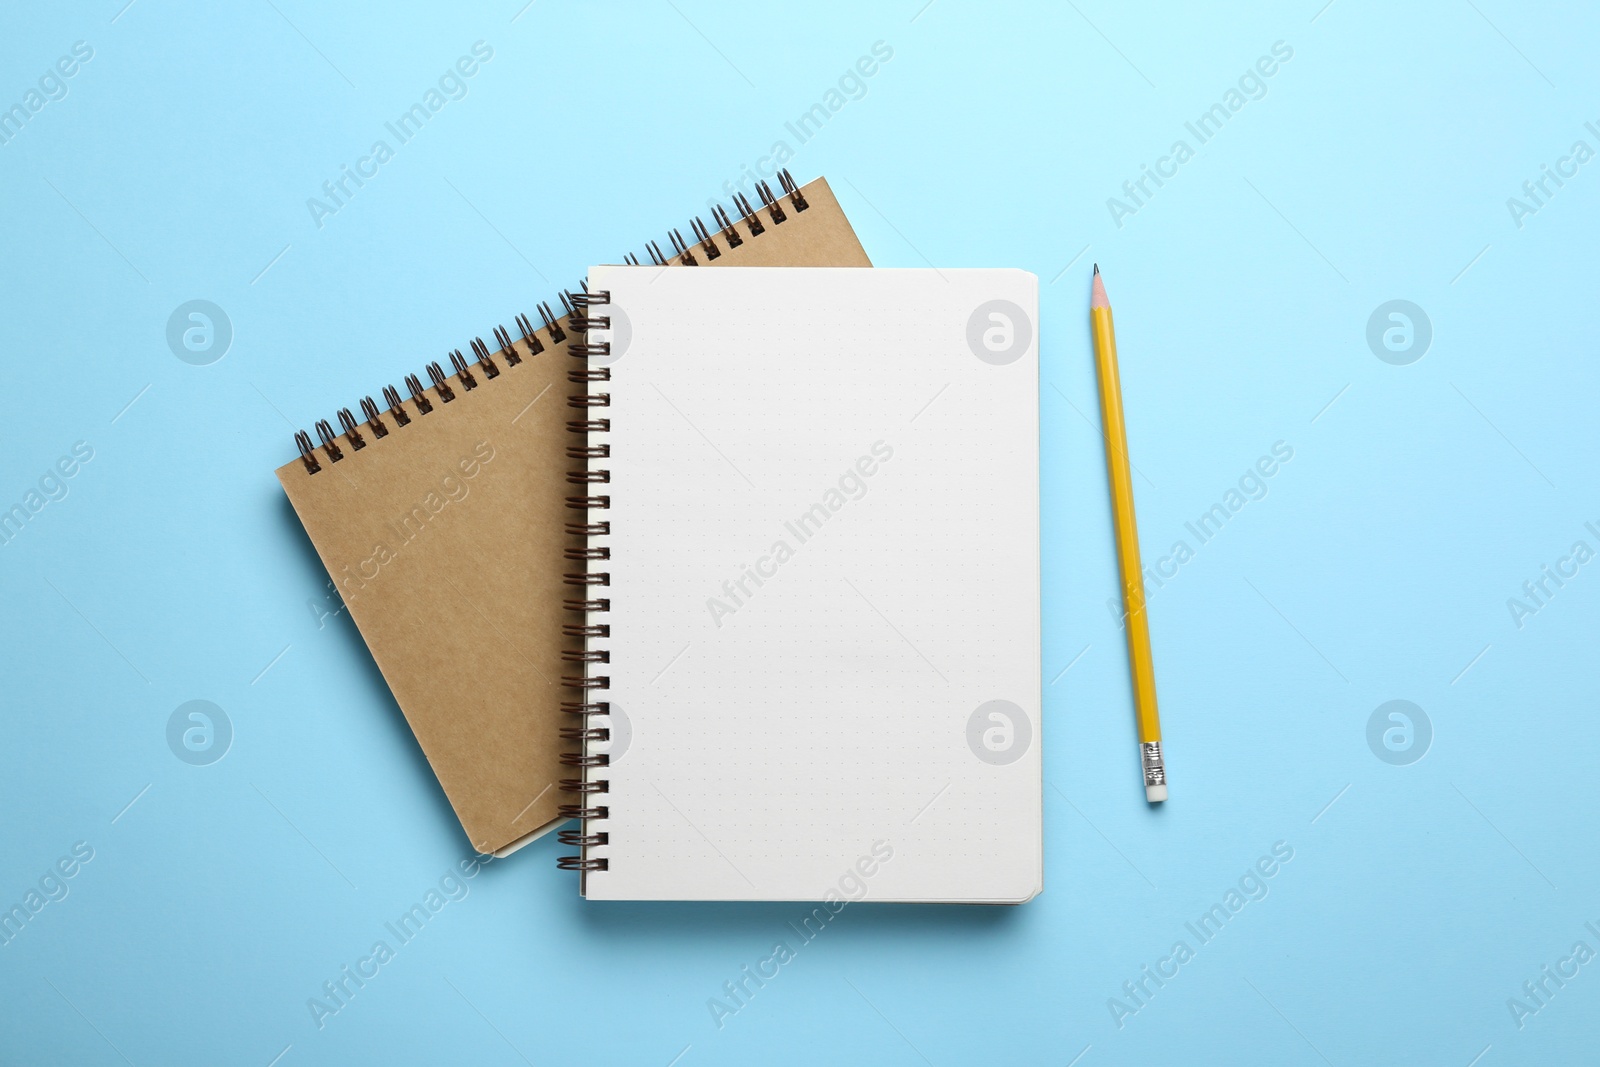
left=1092, top=263, right=1099, bottom=275
left=1090, top=269, right=1109, bottom=309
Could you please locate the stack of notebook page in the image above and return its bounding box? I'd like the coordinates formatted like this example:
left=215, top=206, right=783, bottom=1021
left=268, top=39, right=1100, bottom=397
left=277, top=174, right=1041, bottom=902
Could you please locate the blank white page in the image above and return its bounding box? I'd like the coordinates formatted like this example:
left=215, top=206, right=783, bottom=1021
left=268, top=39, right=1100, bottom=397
left=580, top=267, right=1040, bottom=902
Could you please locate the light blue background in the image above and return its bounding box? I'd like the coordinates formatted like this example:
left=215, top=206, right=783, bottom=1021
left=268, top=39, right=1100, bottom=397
left=2, top=1, right=1595, bottom=1063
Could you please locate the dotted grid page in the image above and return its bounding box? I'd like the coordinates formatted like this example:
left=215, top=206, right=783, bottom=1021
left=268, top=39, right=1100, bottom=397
left=583, top=266, right=1040, bottom=902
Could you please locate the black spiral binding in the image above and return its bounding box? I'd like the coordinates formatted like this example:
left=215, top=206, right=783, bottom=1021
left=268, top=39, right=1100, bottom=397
left=290, top=303, right=557, bottom=475
left=289, top=169, right=809, bottom=481
left=556, top=285, right=613, bottom=873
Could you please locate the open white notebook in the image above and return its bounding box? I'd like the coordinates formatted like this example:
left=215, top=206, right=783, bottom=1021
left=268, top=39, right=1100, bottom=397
left=561, top=267, right=1041, bottom=902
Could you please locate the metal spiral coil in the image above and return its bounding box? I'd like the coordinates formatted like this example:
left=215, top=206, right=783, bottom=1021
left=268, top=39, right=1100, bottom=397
left=287, top=168, right=809, bottom=477
left=557, top=284, right=613, bottom=876
left=337, top=409, right=367, bottom=451
left=359, top=397, right=389, bottom=438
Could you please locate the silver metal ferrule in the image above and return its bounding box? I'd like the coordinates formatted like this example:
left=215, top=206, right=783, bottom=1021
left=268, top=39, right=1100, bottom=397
left=1140, top=741, right=1166, bottom=787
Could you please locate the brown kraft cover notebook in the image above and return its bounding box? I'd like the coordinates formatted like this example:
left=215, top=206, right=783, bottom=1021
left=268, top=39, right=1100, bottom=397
left=276, top=174, right=871, bottom=855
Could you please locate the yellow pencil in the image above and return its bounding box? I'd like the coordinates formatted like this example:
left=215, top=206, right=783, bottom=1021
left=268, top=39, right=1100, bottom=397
left=1090, top=265, right=1167, bottom=802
